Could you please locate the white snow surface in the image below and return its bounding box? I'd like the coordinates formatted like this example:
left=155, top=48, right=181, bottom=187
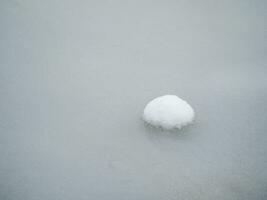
left=143, top=95, right=195, bottom=130
left=1, top=1, right=266, bottom=199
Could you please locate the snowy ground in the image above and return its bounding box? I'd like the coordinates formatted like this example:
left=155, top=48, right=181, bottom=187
left=0, top=0, right=267, bottom=199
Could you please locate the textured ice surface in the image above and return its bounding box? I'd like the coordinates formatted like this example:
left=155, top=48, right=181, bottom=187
left=143, top=95, right=194, bottom=130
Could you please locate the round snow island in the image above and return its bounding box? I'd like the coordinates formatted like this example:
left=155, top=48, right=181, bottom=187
left=143, top=95, right=195, bottom=130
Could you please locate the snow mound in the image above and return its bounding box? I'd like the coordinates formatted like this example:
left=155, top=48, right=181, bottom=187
left=143, top=95, right=195, bottom=130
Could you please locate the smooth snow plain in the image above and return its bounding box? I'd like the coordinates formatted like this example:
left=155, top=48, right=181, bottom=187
left=0, top=0, right=267, bottom=200
left=143, top=95, right=195, bottom=130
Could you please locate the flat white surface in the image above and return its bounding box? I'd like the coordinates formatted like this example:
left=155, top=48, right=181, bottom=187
left=0, top=0, right=267, bottom=199
left=143, top=95, right=194, bottom=129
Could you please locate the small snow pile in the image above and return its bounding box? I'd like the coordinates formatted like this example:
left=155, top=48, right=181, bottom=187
left=143, top=95, right=195, bottom=130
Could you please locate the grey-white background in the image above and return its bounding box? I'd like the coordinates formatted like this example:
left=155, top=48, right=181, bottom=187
left=1, top=0, right=267, bottom=199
